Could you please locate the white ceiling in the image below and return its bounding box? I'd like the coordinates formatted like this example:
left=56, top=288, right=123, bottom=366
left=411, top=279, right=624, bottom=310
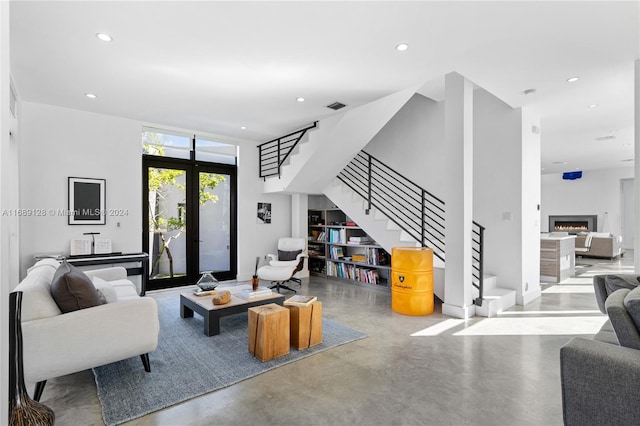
left=9, top=1, right=640, bottom=174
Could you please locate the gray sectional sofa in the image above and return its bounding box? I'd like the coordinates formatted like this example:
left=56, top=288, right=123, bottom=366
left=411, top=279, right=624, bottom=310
left=560, top=274, right=640, bottom=425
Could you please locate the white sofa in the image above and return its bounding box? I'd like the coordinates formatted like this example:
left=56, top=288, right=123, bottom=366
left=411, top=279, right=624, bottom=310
left=14, top=259, right=160, bottom=401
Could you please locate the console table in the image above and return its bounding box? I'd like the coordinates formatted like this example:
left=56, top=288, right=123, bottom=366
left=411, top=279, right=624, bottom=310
left=540, top=235, right=576, bottom=283
left=66, top=252, right=149, bottom=296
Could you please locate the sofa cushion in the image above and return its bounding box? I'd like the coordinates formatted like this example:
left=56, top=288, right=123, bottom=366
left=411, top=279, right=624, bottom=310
left=605, top=288, right=640, bottom=350
left=108, top=278, right=139, bottom=300
left=91, top=276, right=119, bottom=304
left=14, top=259, right=62, bottom=322
left=50, top=261, right=104, bottom=313
left=278, top=250, right=301, bottom=261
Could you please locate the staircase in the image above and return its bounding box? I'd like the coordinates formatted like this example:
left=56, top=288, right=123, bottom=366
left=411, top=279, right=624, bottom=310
left=258, top=88, right=517, bottom=317
left=323, top=178, right=447, bottom=300
left=261, top=86, right=418, bottom=194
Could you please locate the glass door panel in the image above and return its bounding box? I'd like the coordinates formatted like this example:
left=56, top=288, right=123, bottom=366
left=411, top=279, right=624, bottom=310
left=148, top=167, right=188, bottom=280
left=198, top=171, right=231, bottom=275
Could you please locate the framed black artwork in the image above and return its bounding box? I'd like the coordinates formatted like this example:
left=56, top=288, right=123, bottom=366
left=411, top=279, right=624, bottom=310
left=68, top=177, right=106, bottom=225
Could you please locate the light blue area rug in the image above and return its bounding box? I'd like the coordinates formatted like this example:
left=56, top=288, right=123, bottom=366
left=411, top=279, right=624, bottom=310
left=92, top=297, right=366, bottom=426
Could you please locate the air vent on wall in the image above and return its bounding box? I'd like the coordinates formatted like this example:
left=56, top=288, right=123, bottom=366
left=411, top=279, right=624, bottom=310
left=595, top=135, right=616, bottom=141
left=326, top=102, right=346, bottom=110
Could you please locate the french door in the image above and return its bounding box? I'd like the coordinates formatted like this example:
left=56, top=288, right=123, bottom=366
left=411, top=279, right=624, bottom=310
left=143, top=157, right=237, bottom=290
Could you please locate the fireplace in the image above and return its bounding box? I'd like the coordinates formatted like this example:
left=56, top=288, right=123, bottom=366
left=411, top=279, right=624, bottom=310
left=549, top=215, right=597, bottom=234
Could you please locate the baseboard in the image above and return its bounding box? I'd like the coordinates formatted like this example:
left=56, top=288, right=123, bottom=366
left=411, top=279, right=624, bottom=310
left=517, top=288, right=542, bottom=305
left=442, top=303, right=475, bottom=319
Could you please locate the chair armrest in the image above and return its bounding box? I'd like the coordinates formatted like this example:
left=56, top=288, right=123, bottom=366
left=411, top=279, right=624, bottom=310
left=269, top=259, right=298, bottom=268
left=21, top=297, right=159, bottom=383
left=83, top=267, right=128, bottom=282
left=588, top=237, right=613, bottom=256
left=560, top=337, right=640, bottom=426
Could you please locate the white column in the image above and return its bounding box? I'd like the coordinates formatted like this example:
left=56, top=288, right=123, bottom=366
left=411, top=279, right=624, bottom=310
left=519, top=109, right=542, bottom=305
left=442, top=73, right=475, bottom=319
left=635, top=59, right=640, bottom=273
left=291, top=193, right=309, bottom=278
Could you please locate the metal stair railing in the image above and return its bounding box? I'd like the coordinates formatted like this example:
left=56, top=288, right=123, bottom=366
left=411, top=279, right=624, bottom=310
left=337, top=150, right=485, bottom=306
left=257, top=122, right=317, bottom=180
left=472, top=221, right=485, bottom=306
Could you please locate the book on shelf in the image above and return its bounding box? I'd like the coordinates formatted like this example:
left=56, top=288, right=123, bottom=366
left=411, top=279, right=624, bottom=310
left=351, top=254, right=366, bottom=262
left=348, top=236, right=371, bottom=244
left=284, top=295, right=317, bottom=307
left=329, top=246, right=344, bottom=259
left=238, top=287, right=272, bottom=299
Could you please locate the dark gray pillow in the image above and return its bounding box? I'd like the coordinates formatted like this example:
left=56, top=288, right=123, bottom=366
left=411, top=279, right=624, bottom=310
left=606, top=288, right=640, bottom=350
left=50, top=261, right=104, bottom=313
left=624, top=286, right=640, bottom=332
left=278, top=250, right=301, bottom=261
left=604, top=275, right=639, bottom=296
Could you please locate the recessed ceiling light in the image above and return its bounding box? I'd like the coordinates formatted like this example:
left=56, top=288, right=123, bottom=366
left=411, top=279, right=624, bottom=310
left=552, top=161, right=567, bottom=165
left=240, top=126, right=247, bottom=130
left=611, top=129, right=618, bottom=133
left=567, top=77, right=579, bottom=83
left=296, top=97, right=305, bottom=102
left=96, top=33, right=113, bottom=42
left=395, top=43, right=409, bottom=51
left=85, top=93, right=97, bottom=99
left=523, top=88, right=536, bottom=95
left=588, top=104, right=598, bottom=108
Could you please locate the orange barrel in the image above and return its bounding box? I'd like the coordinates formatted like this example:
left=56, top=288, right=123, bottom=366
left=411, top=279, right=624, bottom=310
left=391, top=247, right=434, bottom=315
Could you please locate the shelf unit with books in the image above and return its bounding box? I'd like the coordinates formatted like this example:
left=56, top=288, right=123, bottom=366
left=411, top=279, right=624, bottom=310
left=307, top=207, right=391, bottom=288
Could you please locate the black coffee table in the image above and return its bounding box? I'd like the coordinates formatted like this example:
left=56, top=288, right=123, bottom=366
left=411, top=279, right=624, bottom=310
left=180, top=287, right=285, bottom=336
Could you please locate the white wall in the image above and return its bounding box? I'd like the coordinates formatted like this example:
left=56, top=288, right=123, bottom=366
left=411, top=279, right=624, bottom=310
left=237, top=139, right=291, bottom=280
left=365, top=93, right=446, bottom=191
left=474, top=87, right=541, bottom=304
left=541, top=167, right=634, bottom=238
left=17, top=101, right=291, bottom=283
left=1, top=0, right=11, bottom=420
left=18, top=102, right=142, bottom=278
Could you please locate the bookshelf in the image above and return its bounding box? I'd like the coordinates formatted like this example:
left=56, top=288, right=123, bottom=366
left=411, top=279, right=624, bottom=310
left=308, top=207, right=391, bottom=288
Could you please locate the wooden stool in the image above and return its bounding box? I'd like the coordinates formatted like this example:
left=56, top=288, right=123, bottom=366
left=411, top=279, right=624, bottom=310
left=287, top=301, right=322, bottom=350
left=248, top=303, right=290, bottom=361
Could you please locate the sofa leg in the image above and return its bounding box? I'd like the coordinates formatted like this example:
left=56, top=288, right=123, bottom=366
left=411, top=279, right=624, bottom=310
left=140, top=354, right=151, bottom=372
left=33, top=380, right=46, bottom=402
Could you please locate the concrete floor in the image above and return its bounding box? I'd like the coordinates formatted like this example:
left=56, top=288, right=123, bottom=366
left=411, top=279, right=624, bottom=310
left=36, top=253, right=633, bottom=426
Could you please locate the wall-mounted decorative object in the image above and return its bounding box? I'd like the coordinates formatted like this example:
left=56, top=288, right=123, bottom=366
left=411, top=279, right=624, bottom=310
left=68, top=177, right=106, bottom=225
left=257, top=202, right=271, bottom=224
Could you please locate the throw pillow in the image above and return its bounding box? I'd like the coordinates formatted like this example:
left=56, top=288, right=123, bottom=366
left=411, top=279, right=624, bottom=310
left=50, top=261, right=104, bottom=313
left=605, top=288, right=640, bottom=350
left=624, top=286, right=640, bottom=332
left=92, top=276, right=119, bottom=304
left=278, top=249, right=302, bottom=261
left=604, top=275, right=639, bottom=297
